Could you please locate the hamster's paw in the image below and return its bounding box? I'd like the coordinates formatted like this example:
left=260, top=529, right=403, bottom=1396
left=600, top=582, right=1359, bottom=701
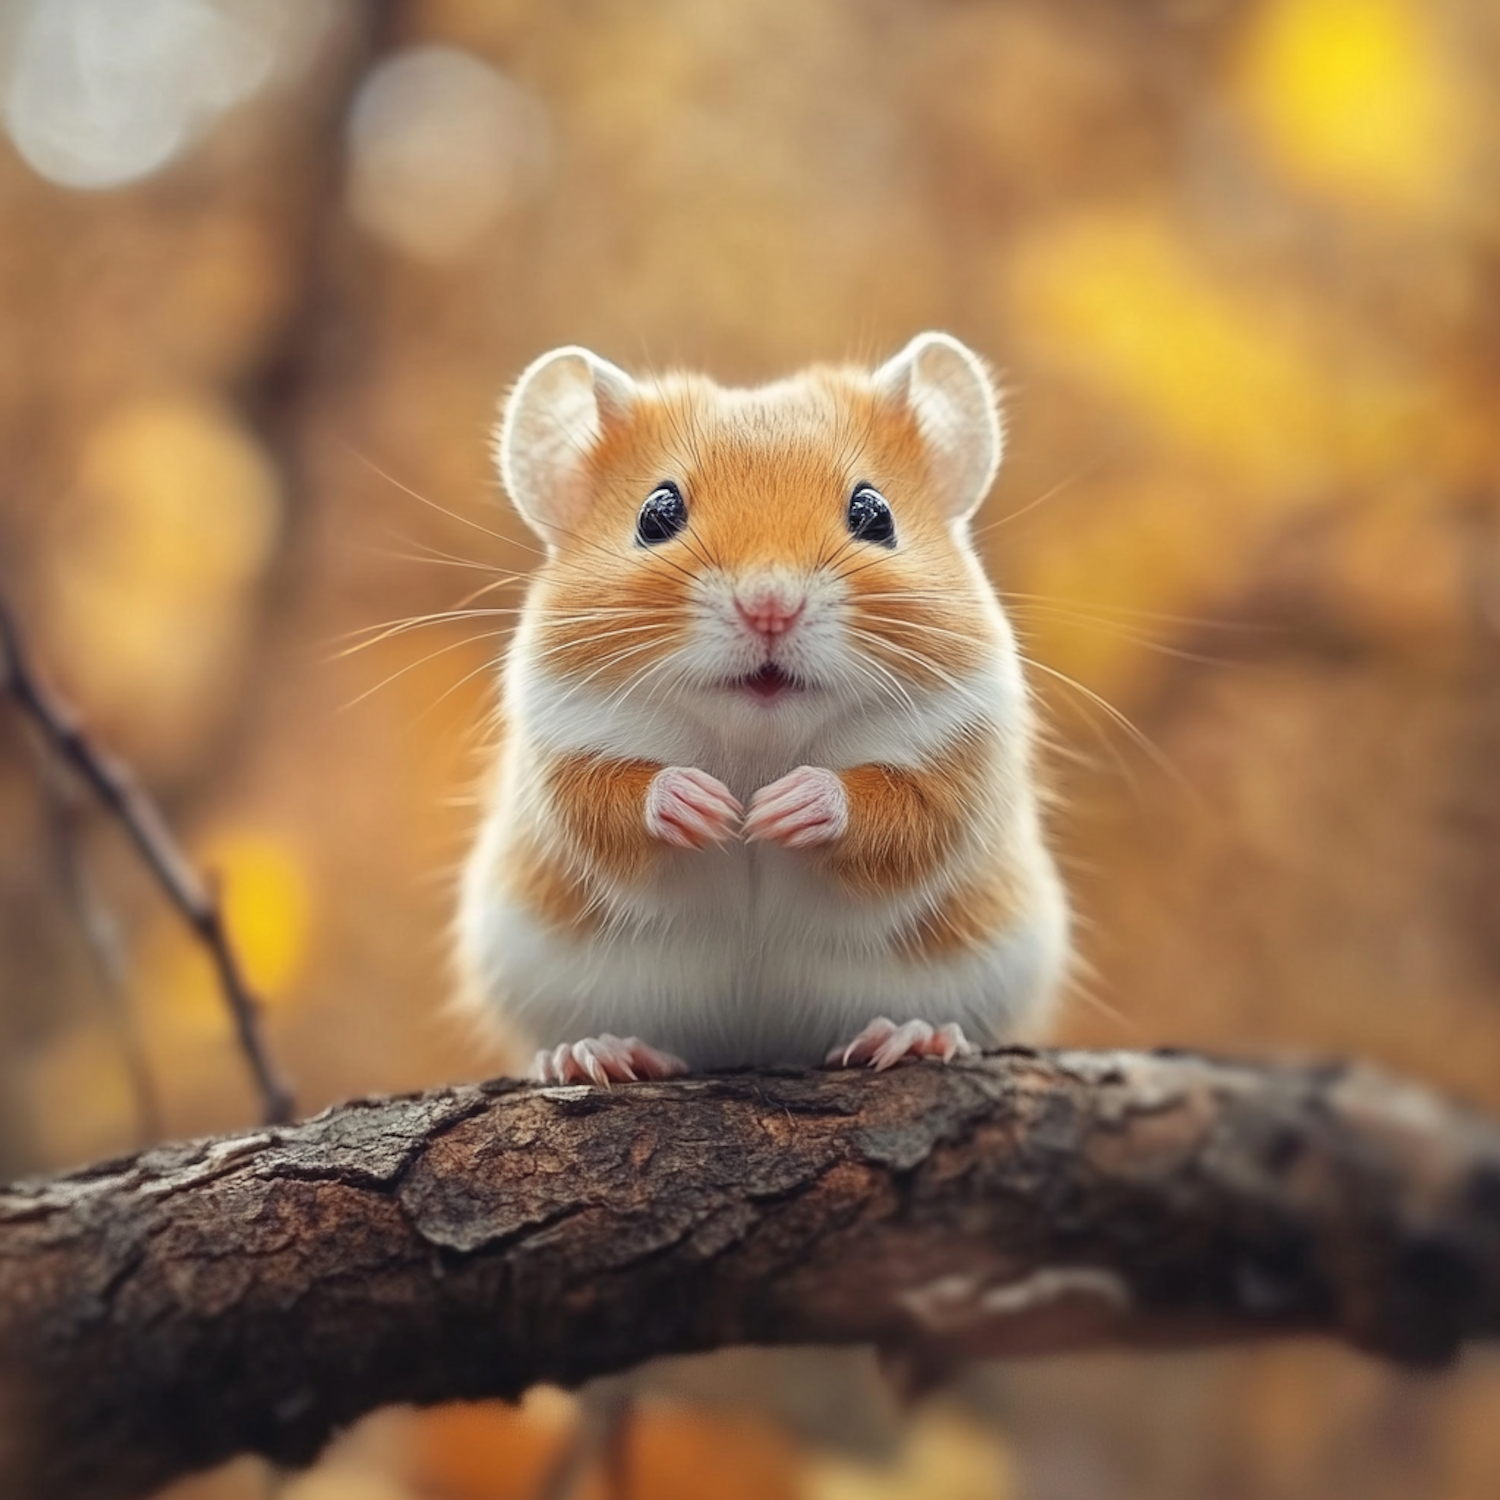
left=531, top=1034, right=690, bottom=1087
left=745, top=765, right=848, bottom=848
left=646, top=766, right=742, bottom=848
left=827, top=1017, right=977, bottom=1072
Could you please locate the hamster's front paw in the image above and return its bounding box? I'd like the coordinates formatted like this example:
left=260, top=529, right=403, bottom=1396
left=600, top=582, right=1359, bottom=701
left=646, top=766, right=742, bottom=848
left=744, top=765, right=848, bottom=848
left=827, top=1017, right=976, bottom=1071
left=532, top=1034, right=689, bottom=1086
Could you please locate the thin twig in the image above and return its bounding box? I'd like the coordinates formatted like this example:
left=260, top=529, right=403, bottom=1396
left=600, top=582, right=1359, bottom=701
left=0, top=597, right=295, bottom=1125
left=40, top=764, right=163, bottom=1143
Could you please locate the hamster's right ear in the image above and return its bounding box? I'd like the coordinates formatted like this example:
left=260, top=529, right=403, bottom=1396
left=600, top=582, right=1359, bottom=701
left=495, top=345, right=637, bottom=543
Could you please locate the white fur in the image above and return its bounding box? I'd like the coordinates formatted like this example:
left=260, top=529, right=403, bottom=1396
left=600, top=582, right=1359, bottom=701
left=461, top=817, right=1068, bottom=1070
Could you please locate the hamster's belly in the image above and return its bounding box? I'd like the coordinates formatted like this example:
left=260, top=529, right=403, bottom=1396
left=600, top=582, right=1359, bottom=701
left=468, top=841, right=1067, bottom=1069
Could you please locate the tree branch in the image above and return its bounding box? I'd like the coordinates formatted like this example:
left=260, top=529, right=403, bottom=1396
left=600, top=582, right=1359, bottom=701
left=2, top=1050, right=1498, bottom=1500
left=0, top=597, right=294, bottom=1124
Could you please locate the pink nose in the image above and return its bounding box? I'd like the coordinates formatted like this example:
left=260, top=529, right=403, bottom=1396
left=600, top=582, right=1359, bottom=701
left=735, top=592, right=805, bottom=638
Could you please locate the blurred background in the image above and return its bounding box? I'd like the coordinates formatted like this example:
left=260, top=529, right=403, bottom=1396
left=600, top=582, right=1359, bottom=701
left=1, top=0, right=1498, bottom=1496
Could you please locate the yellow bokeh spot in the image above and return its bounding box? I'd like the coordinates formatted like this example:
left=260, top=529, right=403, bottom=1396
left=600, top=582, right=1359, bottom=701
left=45, top=395, right=280, bottom=755
left=209, top=828, right=314, bottom=1002
left=1236, top=0, right=1466, bottom=213
left=76, top=397, right=280, bottom=588
left=1007, top=211, right=1436, bottom=490
left=142, top=827, right=314, bottom=1032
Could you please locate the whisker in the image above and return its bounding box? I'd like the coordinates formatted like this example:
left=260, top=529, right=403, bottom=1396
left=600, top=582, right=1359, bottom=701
left=347, top=447, right=517, bottom=547
left=679, top=519, right=719, bottom=571
left=1019, top=656, right=1191, bottom=793
left=331, top=609, right=525, bottom=658
left=540, top=517, right=702, bottom=587
left=969, top=465, right=1097, bottom=539
left=528, top=622, right=677, bottom=663
left=547, top=636, right=676, bottom=713
left=332, top=600, right=647, bottom=659
left=599, top=648, right=685, bottom=715
left=337, top=602, right=653, bottom=645
left=1006, top=608, right=1238, bottom=669
left=341, top=630, right=501, bottom=709
left=848, top=630, right=989, bottom=711
left=834, top=550, right=901, bottom=585
left=841, top=651, right=918, bottom=718
left=816, top=527, right=864, bottom=577
left=1002, top=592, right=1271, bottom=633
left=853, top=592, right=1244, bottom=671
left=365, top=547, right=517, bottom=576
left=856, top=614, right=991, bottom=648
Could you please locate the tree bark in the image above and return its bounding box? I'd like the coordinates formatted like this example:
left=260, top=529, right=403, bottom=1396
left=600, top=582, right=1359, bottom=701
left=2, top=1049, right=1499, bottom=1500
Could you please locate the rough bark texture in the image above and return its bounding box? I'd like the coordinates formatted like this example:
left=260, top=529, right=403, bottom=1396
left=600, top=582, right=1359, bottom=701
left=3, top=1049, right=1500, bottom=1500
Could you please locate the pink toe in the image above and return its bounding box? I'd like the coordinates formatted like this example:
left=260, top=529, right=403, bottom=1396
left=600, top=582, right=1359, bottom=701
left=870, top=1020, right=932, bottom=1071
left=927, top=1022, right=975, bottom=1061
left=829, top=1018, right=975, bottom=1071
left=625, top=1039, right=688, bottom=1079
left=533, top=1036, right=686, bottom=1087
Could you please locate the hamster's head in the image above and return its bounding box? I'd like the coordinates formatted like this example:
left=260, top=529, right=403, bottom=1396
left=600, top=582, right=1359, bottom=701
left=496, top=332, right=1018, bottom=734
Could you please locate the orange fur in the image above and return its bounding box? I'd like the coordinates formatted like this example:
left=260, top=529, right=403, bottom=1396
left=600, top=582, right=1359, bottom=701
left=486, top=756, right=666, bottom=938
left=824, top=733, right=992, bottom=896
left=547, top=753, right=661, bottom=884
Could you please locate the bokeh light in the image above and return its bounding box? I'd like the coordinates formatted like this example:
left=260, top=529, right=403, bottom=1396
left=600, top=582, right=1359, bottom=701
left=345, top=44, right=549, bottom=263
left=43, top=395, right=281, bottom=762
left=1236, top=0, right=1470, bottom=214
left=2, top=0, right=329, bottom=190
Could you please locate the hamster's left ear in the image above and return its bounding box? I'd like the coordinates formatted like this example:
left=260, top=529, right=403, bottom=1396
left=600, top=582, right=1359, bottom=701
left=875, top=332, right=1002, bottom=522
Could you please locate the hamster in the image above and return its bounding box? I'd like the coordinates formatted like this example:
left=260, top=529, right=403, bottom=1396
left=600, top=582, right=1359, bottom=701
left=457, top=332, right=1070, bottom=1085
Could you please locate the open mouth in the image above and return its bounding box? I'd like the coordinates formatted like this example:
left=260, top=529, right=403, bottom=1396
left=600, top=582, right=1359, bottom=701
left=737, top=664, right=800, bottom=700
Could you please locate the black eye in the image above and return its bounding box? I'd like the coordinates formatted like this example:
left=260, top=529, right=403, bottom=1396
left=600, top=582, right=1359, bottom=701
left=636, top=482, right=687, bottom=545
left=847, top=483, right=896, bottom=547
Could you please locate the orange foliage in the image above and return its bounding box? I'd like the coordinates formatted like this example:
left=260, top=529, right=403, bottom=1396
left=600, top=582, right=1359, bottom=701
left=408, top=1397, right=802, bottom=1500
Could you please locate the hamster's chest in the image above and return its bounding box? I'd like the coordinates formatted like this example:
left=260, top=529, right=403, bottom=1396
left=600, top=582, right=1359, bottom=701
left=634, top=839, right=895, bottom=944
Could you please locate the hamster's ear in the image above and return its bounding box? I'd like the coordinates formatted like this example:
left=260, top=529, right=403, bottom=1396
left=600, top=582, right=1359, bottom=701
left=875, top=332, right=1002, bottom=522
left=496, top=345, right=637, bottom=542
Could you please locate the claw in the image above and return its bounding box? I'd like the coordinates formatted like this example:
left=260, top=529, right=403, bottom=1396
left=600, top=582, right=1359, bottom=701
left=827, top=1017, right=976, bottom=1071
left=827, top=1016, right=897, bottom=1067
left=530, top=1035, right=689, bottom=1087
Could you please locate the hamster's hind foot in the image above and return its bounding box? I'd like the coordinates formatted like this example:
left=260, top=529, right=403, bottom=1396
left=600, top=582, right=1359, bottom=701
left=827, top=1017, right=976, bottom=1072
left=531, top=1034, right=690, bottom=1087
